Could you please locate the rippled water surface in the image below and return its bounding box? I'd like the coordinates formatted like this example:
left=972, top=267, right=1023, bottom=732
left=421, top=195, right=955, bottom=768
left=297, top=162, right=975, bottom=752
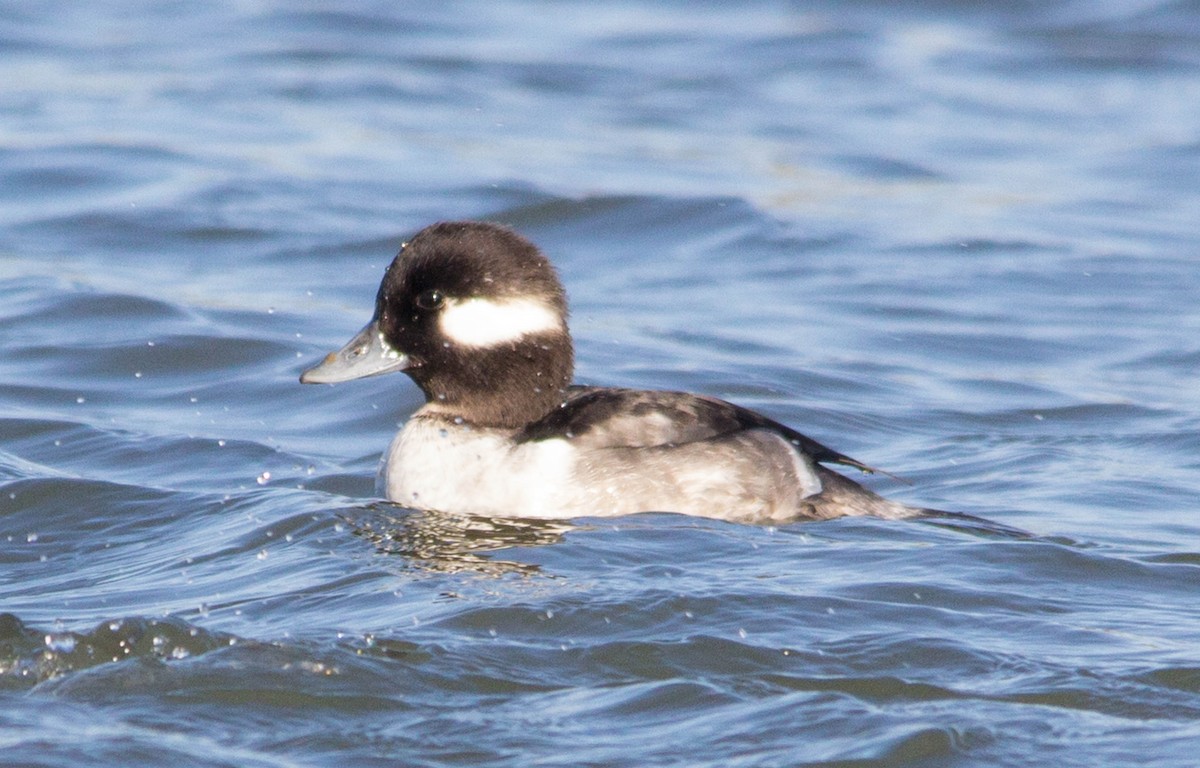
left=3, top=1, right=1200, bottom=765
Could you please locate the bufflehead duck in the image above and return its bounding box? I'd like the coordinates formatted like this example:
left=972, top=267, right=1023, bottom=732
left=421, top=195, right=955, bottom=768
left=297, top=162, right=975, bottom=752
left=301, top=221, right=927, bottom=524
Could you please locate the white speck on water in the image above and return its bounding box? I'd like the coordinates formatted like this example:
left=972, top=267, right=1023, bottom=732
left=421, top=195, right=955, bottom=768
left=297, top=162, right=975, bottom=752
left=44, top=633, right=75, bottom=653
left=256, top=471, right=271, bottom=485
left=26, top=532, right=38, bottom=543
left=75, top=396, right=85, bottom=404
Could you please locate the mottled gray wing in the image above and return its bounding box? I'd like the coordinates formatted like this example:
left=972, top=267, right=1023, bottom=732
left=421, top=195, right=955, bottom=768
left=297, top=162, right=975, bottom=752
left=519, top=386, right=885, bottom=476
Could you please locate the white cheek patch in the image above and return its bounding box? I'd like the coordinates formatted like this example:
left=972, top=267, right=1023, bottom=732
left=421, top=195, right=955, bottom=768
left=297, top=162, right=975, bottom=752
left=439, top=297, right=563, bottom=348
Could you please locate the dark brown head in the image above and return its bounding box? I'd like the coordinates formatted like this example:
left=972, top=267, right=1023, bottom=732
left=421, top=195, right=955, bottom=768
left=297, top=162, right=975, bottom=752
left=302, top=221, right=574, bottom=428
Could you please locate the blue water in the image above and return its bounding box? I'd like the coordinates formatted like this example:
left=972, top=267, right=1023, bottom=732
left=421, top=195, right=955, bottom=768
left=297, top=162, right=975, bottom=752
left=3, top=1, right=1200, bottom=765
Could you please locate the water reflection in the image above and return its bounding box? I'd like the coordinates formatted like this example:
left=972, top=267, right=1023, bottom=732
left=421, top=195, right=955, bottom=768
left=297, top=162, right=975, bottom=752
left=339, top=501, right=1043, bottom=577
left=342, top=503, right=575, bottom=576
left=918, top=510, right=1038, bottom=541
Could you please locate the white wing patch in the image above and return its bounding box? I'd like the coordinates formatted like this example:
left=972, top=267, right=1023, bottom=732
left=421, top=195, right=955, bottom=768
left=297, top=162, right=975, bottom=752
left=440, top=297, right=563, bottom=348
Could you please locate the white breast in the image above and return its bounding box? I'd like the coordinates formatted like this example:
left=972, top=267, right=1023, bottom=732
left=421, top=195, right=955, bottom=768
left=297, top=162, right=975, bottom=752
left=380, top=409, right=830, bottom=522
left=381, top=414, right=576, bottom=518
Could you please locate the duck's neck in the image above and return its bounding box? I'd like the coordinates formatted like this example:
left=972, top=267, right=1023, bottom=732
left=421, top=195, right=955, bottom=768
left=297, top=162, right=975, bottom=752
left=408, top=336, right=574, bottom=429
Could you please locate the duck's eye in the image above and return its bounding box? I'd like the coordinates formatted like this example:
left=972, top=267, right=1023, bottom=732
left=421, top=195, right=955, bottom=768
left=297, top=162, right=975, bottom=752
left=415, top=289, right=445, bottom=311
